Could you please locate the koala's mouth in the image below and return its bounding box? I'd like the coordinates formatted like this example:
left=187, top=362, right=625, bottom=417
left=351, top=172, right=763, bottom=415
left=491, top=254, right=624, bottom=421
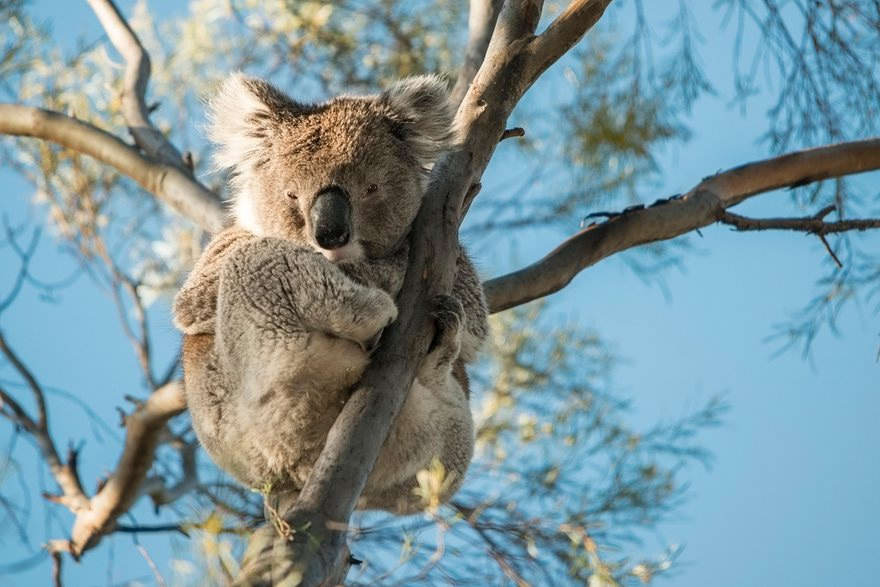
left=317, top=240, right=364, bottom=264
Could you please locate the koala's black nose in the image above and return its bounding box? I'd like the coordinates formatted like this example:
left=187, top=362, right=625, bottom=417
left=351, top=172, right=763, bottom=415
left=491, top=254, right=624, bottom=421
left=310, top=186, right=351, bottom=250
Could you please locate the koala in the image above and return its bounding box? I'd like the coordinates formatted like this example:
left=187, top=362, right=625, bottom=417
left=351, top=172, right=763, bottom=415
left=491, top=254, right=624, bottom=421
left=172, top=73, right=488, bottom=514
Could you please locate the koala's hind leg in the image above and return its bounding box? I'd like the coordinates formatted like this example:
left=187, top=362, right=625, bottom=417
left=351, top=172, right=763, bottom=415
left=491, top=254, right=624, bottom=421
left=361, top=371, right=474, bottom=514
left=359, top=296, right=474, bottom=513
left=417, top=294, right=464, bottom=389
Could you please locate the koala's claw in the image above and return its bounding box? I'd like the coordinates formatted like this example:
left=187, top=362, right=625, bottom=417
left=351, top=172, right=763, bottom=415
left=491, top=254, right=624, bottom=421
left=418, top=294, right=463, bottom=386
left=348, top=288, right=398, bottom=349
left=360, top=327, right=386, bottom=355
left=427, top=295, right=463, bottom=352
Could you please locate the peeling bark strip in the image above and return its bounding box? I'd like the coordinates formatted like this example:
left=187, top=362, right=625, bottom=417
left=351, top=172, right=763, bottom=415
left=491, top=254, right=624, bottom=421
left=484, top=138, right=880, bottom=313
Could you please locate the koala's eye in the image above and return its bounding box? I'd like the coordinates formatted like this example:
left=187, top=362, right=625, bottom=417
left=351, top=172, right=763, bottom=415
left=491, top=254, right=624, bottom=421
left=366, top=183, right=378, bottom=194
left=285, top=190, right=297, bottom=201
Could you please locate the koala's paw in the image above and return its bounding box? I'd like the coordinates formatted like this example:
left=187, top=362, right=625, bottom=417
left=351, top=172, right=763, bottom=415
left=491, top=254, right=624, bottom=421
left=417, top=294, right=463, bottom=386
left=350, top=288, right=398, bottom=352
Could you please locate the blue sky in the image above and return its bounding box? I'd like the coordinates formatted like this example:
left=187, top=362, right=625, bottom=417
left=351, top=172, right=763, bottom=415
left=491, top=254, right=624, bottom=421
left=1, top=1, right=878, bottom=585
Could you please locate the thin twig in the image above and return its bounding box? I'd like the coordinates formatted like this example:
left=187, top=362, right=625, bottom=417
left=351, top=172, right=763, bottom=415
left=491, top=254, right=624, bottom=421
left=717, top=207, right=880, bottom=234
left=500, top=127, right=525, bottom=141
left=817, top=234, right=843, bottom=268
left=135, top=543, right=167, bottom=587
left=91, top=233, right=156, bottom=389
left=51, top=550, right=62, bottom=587
left=0, top=225, right=40, bottom=315
left=0, top=328, right=48, bottom=428
left=141, top=438, right=199, bottom=509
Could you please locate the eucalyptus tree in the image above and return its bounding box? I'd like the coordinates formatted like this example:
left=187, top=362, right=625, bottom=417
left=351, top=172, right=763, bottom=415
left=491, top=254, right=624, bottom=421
left=0, top=0, right=878, bottom=585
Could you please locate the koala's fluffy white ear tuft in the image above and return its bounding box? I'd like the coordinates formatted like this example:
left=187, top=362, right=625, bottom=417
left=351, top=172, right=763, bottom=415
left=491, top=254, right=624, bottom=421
left=207, top=73, right=303, bottom=171
left=207, top=74, right=305, bottom=233
left=380, top=75, right=455, bottom=166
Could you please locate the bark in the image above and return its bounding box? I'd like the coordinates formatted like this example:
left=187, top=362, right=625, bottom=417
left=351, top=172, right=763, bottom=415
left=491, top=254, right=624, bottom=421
left=0, top=104, right=225, bottom=232
left=484, top=138, right=880, bottom=313
left=2, top=0, right=880, bottom=582
left=86, top=0, right=188, bottom=168
left=49, top=382, right=188, bottom=558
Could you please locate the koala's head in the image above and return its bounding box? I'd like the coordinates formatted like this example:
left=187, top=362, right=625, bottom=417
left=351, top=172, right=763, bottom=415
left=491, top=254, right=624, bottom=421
left=207, top=73, right=454, bottom=262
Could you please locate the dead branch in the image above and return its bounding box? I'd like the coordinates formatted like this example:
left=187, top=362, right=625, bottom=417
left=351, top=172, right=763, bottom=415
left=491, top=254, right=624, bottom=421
left=236, top=1, right=613, bottom=584
left=500, top=127, right=525, bottom=141
left=6, top=378, right=187, bottom=561
left=0, top=334, right=209, bottom=562
left=115, top=523, right=190, bottom=535
left=483, top=138, right=880, bottom=313
left=86, top=0, right=187, bottom=169
left=818, top=234, right=843, bottom=268
left=63, top=381, right=186, bottom=557
left=0, top=104, right=225, bottom=232
left=0, top=330, right=90, bottom=513
left=718, top=206, right=880, bottom=234
left=718, top=203, right=880, bottom=270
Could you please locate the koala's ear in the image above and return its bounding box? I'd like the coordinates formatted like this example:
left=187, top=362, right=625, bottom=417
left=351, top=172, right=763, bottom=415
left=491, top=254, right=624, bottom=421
left=207, top=73, right=304, bottom=171
left=379, top=75, right=455, bottom=165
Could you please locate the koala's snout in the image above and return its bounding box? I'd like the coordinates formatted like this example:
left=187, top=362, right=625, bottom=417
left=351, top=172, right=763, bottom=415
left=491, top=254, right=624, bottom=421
left=310, top=186, right=351, bottom=250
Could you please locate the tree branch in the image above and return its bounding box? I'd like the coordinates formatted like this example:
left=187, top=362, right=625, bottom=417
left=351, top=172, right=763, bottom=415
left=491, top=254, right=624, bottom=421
left=0, top=330, right=90, bottom=513
left=451, top=0, right=505, bottom=106
left=86, top=0, right=187, bottom=169
left=718, top=205, right=880, bottom=234
left=527, top=0, right=614, bottom=82
left=0, top=104, right=225, bottom=232
left=63, top=381, right=186, bottom=557
left=483, top=138, right=880, bottom=313
left=51, top=550, right=62, bottom=587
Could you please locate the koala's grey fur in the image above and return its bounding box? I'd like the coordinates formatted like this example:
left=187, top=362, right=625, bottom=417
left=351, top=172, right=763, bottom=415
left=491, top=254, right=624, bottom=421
left=172, top=74, right=488, bottom=513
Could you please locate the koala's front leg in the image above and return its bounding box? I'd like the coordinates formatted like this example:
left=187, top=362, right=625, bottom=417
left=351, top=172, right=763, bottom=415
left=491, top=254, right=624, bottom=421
left=221, top=238, right=397, bottom=349
left=417, top=294, right=464, bottom=388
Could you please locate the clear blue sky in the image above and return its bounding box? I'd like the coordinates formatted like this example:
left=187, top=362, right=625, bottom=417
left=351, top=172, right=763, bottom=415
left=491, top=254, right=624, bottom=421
left=1, top=2, right=878, bottom=586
